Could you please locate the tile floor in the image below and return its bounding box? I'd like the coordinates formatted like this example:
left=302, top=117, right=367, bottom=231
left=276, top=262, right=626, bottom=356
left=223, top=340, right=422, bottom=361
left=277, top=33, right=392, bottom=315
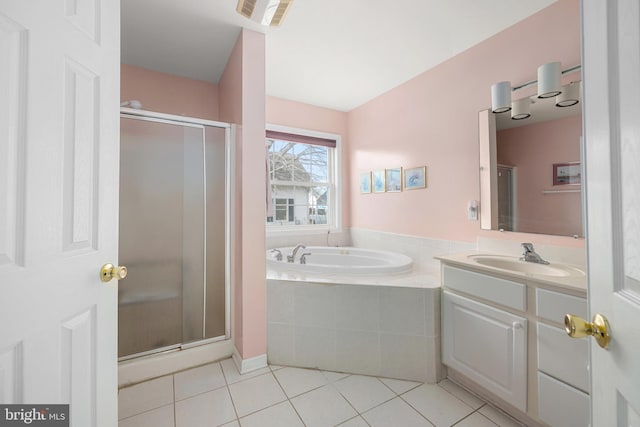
left=118, top=358, right=524, bottom=427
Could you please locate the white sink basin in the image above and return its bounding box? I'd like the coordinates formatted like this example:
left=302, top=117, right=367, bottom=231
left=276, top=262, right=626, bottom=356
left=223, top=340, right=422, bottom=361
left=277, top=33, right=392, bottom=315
left=467, top=255, right=585, bottom=277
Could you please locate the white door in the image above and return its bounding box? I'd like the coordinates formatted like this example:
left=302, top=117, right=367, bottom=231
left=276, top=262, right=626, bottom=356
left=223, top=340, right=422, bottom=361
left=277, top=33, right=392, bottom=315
left=0, top=0, right=120, bottom=425
left=582, top=0, right=640, bottom=425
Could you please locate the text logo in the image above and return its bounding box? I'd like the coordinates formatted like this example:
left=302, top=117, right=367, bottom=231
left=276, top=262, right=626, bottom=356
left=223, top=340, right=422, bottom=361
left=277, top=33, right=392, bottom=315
left=0, top=405, right=69, bottom=426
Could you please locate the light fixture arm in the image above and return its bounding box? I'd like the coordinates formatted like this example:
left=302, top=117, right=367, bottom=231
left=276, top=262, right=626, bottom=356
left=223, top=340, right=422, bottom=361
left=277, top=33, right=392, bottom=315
left=512, top=64, right=581, bottom=92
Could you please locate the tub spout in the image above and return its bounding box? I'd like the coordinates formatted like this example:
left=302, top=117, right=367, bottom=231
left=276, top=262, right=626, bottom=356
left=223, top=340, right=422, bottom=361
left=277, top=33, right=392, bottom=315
left=287, top=244, right=307, bottom=263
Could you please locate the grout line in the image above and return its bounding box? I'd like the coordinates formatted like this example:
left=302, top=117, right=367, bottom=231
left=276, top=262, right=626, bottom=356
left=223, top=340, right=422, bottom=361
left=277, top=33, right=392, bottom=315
left=397, top=393, right=436, bottom=427
left=220, top=360, right=241, bottom=423
left=118, top=403, right=175, bottom=423
left=270, top=369, right=308, bottom=426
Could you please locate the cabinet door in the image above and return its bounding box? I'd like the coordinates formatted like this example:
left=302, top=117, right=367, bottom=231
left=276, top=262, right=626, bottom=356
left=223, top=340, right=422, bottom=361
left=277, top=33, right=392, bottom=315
left=443, top=291, right=527, bottom=411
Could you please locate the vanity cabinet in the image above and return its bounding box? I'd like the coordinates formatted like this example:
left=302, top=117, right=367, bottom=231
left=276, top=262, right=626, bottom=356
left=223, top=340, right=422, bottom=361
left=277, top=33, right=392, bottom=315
left=441, top=263, right=590, bottom=427
left=442, top=290, right=527, bottom=411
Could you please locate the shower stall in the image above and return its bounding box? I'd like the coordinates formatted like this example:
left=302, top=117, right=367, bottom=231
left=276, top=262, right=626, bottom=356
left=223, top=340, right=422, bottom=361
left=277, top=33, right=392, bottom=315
left=118, top=110, right=230, bottom=360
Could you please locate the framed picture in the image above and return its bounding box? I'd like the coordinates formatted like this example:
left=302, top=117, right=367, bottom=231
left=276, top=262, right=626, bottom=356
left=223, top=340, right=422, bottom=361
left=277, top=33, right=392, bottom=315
left=360, top=172, right=372, bottom=194
left=404, top=166, right=427, bottom=190
left=553, top=162, right=581, bottom=185
left=385, top=167, right=402, bottom=192
left=372, top=170, right=386, bottom=193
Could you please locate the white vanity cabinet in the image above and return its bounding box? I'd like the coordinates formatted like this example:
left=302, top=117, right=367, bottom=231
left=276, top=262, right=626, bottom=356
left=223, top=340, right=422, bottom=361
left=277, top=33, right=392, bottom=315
left=440, top=262, right=590, bottom=427
left=443, top=290, right=528, bottom=411
left=536, top=289, right=590, bottom=427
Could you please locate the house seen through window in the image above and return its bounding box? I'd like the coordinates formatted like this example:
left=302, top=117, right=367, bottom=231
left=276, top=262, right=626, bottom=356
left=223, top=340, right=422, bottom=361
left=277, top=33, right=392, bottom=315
left=266, top=128, right=338, bottom=228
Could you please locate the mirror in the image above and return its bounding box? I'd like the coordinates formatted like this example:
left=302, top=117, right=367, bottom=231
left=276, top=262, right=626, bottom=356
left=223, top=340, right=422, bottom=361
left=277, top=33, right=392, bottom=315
left=479, top=87, right=583, bottom=237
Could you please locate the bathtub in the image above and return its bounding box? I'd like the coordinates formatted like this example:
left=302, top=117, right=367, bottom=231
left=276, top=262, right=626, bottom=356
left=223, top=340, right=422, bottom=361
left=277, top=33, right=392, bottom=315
left=266, top=246, right=442, bottom=383
left=267, top=246, right=413, bottom=274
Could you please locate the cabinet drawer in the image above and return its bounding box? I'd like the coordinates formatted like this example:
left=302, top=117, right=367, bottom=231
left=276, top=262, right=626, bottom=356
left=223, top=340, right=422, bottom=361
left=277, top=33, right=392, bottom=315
left=443, top=266, right=526, bottom=311
left=536, top=288, right=587, bottom=324
left=538, top=372, right=590, bottom=427
left=537, top=323, right=589, bottom=393
left=443, top=291, right=527, bottom=411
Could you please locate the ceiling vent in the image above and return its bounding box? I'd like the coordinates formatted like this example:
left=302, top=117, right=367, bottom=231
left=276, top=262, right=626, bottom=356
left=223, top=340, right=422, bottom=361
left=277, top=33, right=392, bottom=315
left=236, top=0, right=294, bottom=26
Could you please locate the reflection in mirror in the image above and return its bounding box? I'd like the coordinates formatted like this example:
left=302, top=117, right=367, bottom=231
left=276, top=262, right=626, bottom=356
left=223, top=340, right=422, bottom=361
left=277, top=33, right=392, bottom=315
left=479, top=85, right=583, bottom=237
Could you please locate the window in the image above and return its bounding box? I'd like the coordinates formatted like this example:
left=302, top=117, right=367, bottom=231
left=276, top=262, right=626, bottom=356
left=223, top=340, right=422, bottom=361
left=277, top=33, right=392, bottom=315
left=266, top=126, right=340, bottom=230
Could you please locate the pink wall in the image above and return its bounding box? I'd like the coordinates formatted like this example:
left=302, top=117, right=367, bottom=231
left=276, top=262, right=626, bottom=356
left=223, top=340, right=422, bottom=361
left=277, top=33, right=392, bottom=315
left=266, top=96, right=350, bottom=226
left=219, top=29, right=267, bottom=360
left=347, top=0, right=581, bottom=243
left=497, top=115, right=582, bottom=236
left=121, top=64, right=219, bottom=120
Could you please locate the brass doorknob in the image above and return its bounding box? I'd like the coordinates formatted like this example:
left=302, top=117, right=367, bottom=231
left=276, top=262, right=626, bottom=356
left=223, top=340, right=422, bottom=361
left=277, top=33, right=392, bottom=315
left=564, top=313, right=611, bottom=349
left=100, top=263, right=128, bottom=283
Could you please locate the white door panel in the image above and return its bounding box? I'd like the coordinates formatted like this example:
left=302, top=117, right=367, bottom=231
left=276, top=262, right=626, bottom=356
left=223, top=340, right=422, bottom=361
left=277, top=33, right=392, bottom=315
left=0, top=0, right=119, bottom=425
left=583, top=0, right=640, bottom=424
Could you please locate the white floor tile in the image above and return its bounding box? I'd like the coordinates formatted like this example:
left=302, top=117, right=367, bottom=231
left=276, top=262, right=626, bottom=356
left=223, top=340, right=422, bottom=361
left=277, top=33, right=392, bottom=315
left=269, top=364, right=285, bottom=371
left=453, top=412, right=498, bottom=427
left=274, top=367, right=328, bottom=398
left=291, top=384, right=357, bottom=427
left=119, top=404, right=174, bottom=427
left=438, top=379, right=485, bottom=410
left=379, top=377, right=422, bottom=395
left=239, top=401, right=304, bottom=427
left=174, top=362, right=226, bottom=401
left=333, top=375, right=395, bottom=413
left=321, top=370, right=350, bottom=383
left=402, top=384, right=474, bottom=427
left=478, top=405, right=524, bottom=427
left=228, top=372, right=286, bottom=417
left=220, top=357, right=271, bottom=384
left=118, top=376, right=174, bottom=420
left=337, top=416, right=370, bottom=427
left=220, top=422, right=239, bottom=427
left=362, top=397, right=433, bottom=427
left=175, top=387, right=236, bottom=427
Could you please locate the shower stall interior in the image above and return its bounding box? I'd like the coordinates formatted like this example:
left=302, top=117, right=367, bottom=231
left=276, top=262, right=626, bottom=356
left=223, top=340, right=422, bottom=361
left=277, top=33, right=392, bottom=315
left=118, top=111, right=230, bottom=360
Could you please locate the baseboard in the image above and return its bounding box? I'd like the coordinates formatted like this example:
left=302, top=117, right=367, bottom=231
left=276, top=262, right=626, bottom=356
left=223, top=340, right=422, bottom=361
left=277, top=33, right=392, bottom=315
left=232, top=347, right=268, bottom=374
left=118, top=339, right=234, bottom=388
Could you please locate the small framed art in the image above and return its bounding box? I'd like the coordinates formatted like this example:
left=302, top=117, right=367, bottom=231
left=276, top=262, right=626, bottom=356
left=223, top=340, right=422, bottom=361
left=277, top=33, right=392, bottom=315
left=360, top=172, right=372, bottom=193
left=372, top=170, right=386, bottom=193
left=385, top=167, right=402, bottom=192
left=404, top=166, right=427, bottom=190
left=553, top=162, right=581, bottom=185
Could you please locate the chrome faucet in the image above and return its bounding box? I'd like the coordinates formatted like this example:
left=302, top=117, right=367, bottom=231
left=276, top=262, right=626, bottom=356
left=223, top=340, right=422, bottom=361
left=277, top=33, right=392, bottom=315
left=287, top=244, right=307, bottom=263
left=521, top=243, right=549, bottom=265
left=300, top=252, right=312, bottom=264
left=269, top=249, right=283, bottom=261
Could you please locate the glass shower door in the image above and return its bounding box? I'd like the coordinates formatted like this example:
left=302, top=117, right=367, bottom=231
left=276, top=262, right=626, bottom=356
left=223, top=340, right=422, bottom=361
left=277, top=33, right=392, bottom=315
left=118, top=117, right=205, bottom=358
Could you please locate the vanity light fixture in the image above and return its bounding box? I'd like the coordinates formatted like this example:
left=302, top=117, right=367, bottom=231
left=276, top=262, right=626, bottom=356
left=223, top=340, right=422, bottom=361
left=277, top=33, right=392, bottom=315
left=537, top=61, right=562, bottom=98
left=236, top=0, right=294, bottom=26
left=556, top=81, right=581, bottom=107
left=491, top=81, right=512, bottom=113
left=511, top=98, right=531, bottom=120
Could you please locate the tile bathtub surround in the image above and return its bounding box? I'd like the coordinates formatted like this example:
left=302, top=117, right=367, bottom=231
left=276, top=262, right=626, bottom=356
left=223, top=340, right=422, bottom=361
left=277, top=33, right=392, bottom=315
left=267, top=280, right=442, bottom=382
left=118, top=358, right=525, bottom=427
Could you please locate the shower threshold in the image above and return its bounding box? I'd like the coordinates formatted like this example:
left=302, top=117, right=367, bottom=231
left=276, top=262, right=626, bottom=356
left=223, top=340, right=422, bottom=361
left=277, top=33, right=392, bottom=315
left=118, top=335, right=227, bottom=363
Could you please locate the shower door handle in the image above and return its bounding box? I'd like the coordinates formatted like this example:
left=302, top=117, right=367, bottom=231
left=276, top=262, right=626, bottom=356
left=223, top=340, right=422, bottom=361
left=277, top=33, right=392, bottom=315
left=100, top=263, right=128, bottom=283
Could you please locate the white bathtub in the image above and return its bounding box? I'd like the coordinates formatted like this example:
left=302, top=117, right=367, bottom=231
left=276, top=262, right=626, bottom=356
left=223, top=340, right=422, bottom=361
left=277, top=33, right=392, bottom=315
left=266, top=246, right=442, bottom=383
left=267, top=246, right=413, bottom=274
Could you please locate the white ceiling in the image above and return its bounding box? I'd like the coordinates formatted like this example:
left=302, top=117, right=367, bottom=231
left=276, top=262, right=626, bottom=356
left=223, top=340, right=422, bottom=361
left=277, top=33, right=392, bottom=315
left=121, top=0, right=558, bottom=112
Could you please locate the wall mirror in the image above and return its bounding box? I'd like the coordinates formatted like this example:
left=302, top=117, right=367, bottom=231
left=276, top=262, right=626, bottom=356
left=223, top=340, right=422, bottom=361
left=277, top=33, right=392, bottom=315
left=479, top=86, right=583, bottom=237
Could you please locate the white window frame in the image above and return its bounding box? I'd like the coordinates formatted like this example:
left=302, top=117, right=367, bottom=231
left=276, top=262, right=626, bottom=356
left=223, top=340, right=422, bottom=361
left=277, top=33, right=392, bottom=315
left=266, top=123, right=342, bottom=234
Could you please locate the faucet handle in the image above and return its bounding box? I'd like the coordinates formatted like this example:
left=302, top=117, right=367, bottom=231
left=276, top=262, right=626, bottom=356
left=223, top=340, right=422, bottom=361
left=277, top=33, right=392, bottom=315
left=521, top=242, right=535, bottom=253
left=300, top=253, right=312, bottom=264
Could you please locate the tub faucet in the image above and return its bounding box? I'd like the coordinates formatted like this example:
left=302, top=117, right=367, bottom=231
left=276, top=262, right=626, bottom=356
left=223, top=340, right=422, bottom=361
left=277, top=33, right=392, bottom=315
left=300, top=253, right=312, bottom=264
left=287, top=244, right=307, bottom=263
left=521, top=243, right=549, bottom=265
left=270, top=249, right=283, bottom=261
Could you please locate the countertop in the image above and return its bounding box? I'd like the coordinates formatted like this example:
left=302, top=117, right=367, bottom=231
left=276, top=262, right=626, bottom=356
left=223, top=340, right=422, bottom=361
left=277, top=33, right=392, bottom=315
left=436, top=251, right=587, bottom=296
